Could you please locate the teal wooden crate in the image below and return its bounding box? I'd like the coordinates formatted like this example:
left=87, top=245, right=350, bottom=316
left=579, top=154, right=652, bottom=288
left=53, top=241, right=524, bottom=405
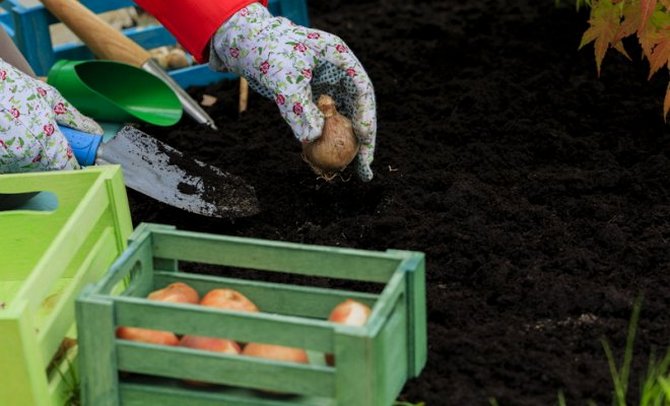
left=0, top=0, right=309, bottom=87
left=76, top=223, right=427, bottom=406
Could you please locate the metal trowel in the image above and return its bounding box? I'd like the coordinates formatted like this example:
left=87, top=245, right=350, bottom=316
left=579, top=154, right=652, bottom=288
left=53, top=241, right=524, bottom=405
left=59, top=124, right=259, bottom=218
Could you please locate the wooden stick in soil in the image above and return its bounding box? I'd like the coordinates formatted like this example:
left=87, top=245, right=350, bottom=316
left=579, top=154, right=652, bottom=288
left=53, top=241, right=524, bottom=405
left=239, top=77, right=249, bottom=113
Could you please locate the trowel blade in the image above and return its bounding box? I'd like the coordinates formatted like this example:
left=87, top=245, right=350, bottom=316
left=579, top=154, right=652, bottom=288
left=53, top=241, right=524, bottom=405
left=97, top=125, right=259, bottom=218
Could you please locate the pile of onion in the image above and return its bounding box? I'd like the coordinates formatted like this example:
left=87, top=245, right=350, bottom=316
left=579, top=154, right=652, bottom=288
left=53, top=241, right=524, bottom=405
left=302, top=95, right=359, bottom=181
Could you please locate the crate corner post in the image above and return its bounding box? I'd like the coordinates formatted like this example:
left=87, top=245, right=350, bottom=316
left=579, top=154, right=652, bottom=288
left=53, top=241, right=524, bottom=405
left=76, top=293, right=120, bottom=406
left=333, top=327, right=376, bottom=406
left=0, top=301, right=49, bottom=406
left=102, top=166, right=134, bottom=251
left=388, top=250, right=427, bottom=378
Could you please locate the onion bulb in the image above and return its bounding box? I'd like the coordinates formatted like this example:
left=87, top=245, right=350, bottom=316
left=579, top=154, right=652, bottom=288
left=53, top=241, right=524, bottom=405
left=325, top=299, right=372, bottom=365
left=302, top=95, right=359, bottom=181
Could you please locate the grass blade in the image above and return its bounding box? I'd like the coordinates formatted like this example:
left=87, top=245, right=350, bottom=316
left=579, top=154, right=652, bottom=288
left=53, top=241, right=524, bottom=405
left=557, top=390, right=567, bottom=406
left=620, top=296, right=643, bottom=396
left=602, top=337, right=627, bottom=406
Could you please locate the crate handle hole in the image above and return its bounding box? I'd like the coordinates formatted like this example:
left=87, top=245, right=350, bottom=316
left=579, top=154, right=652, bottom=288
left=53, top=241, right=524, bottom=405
left=118, top=261, right=144, bottom=297
left=129, top=261, right=142, bottom=281
left=0, top=191, right=58, bottom=212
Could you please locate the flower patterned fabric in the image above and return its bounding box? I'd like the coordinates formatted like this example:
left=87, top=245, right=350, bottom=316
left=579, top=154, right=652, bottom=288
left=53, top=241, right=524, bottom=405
left=0, top=58, right=102, bottom=173
left=210, top=3, right=377, bottom=181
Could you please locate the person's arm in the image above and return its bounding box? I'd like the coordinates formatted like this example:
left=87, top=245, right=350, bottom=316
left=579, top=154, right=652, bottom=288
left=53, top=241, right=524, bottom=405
left=0, top=27, right=103, bottom=173
left=135, top=1, right=377, bottom=181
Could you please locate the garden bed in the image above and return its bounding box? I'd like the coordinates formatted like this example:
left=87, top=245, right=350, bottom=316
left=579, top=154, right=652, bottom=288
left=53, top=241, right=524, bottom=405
left=132, top=0, right=670, bottom=404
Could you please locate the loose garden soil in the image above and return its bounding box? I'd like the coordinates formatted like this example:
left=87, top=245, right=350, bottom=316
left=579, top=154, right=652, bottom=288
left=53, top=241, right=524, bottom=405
left=132, top=0, right=670, bottom=404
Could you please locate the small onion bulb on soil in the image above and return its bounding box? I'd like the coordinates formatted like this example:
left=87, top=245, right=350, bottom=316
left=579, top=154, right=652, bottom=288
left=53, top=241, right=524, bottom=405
left=302, top=95, right=359, bottom=181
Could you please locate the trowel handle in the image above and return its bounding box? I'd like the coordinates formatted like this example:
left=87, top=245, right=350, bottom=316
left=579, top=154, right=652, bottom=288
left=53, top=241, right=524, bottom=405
left=39, top=0, right=151, bottom=67
left=58, top=125, right=103, bottom=167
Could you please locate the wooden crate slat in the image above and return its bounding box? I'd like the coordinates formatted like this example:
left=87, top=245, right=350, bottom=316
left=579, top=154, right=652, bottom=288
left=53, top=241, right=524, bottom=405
left=333, top=330, right=375, bottom=405
left=399, top=252, right=428, bottom=378
left=114, top=298, right=334, bottom=352
left=0, top=301, right=48, bottom=406
left=76, top=295, right=120, bottom=406
left=37, top=227, right=117, bottom=367
left=153, top=271, right=379, bottom=319
left=120, top=380, right=335, bottom=406
left=152, top=230, right=401, bottom=283
left=367, top=270, right=406, bottom=334
left=373, top=297, right=409, bottom=406
left=20, top=180, right=109, bottom=313
left=94, top=234, right=154, bottom=295
left=117, top=342, right=335, bottom=397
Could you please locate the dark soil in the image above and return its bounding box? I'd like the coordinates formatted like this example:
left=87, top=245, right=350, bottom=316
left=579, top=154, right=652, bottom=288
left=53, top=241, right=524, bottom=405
left=131, top=0, right=670, bottom=404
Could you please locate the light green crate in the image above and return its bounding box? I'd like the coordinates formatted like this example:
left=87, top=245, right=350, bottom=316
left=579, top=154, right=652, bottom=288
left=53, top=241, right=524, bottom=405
left=76, top=223, right=427, bottom=406
left=0, top=166, right=133, bottom=406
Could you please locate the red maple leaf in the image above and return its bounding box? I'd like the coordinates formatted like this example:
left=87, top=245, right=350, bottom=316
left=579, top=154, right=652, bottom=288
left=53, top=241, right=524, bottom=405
left=619, top=1, right=643, bottom=39
left=664, top=82, right=670, bottom=120
left=640, top=0, right=658, bottom=32
left=647, top=27, right=670, bottom=78
left=580, top=0, right=629, bottom=75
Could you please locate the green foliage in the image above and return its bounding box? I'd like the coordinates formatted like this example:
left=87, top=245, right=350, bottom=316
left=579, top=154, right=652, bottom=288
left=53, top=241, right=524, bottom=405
left=558, top=390, right=567, bottom=406
left=600, top=295, right=670, bottom=406
left=55, top=355, right=80, bottom=406
left=601, top=295, right=642, bottom=406
left=491, top=294, right=670, bottom=405
left=576, top=0, right=670, bottom=119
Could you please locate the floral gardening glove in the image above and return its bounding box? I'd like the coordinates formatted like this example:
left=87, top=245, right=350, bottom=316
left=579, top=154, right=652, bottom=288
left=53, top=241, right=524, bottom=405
left=0, top=58, right=103, bottom=173
left=210, top=3, right=377, bottom=181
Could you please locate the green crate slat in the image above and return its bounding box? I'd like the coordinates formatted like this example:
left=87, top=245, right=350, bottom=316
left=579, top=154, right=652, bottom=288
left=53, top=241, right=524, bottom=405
left=3, top=170, right=102, bottom=278
left=22, top=186, right=110, bottom=314
left=114, top=298, right=334, bottom=352
left=94, top=235, right=154, bottom=296
left=373, top=299, right=409, bottom=406
left=0, top=301, right=49, bottom=405
left=153, top=271, right=379, bottom=319
left=151, top=230, right=402, bottom=283
left=117, top=342, right=334, bottom=396
left=37, top=227, right=118, bottom=367
left=366, top=271, right=406, bottom=334
left=329, top=274, right=409, bottom=406
left=120, top=380, right=335, bottom=406
left=77, top=294, right=121, bottom=406
left=392, top=251, right=428, bottom=378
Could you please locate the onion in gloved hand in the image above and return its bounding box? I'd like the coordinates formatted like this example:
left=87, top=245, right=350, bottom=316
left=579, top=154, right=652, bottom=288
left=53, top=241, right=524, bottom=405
left=302, top=95, right=359, bottom=181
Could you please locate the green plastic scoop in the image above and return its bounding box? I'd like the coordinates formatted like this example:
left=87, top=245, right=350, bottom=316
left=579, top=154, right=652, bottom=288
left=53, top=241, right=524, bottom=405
left=47, top=59, right=182, bottom=126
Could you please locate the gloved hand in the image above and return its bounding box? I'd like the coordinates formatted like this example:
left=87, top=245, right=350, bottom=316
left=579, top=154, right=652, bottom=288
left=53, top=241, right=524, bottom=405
left=209, top=3, right=377, bottom=181
left=0, top=58, right=103, bottom=173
